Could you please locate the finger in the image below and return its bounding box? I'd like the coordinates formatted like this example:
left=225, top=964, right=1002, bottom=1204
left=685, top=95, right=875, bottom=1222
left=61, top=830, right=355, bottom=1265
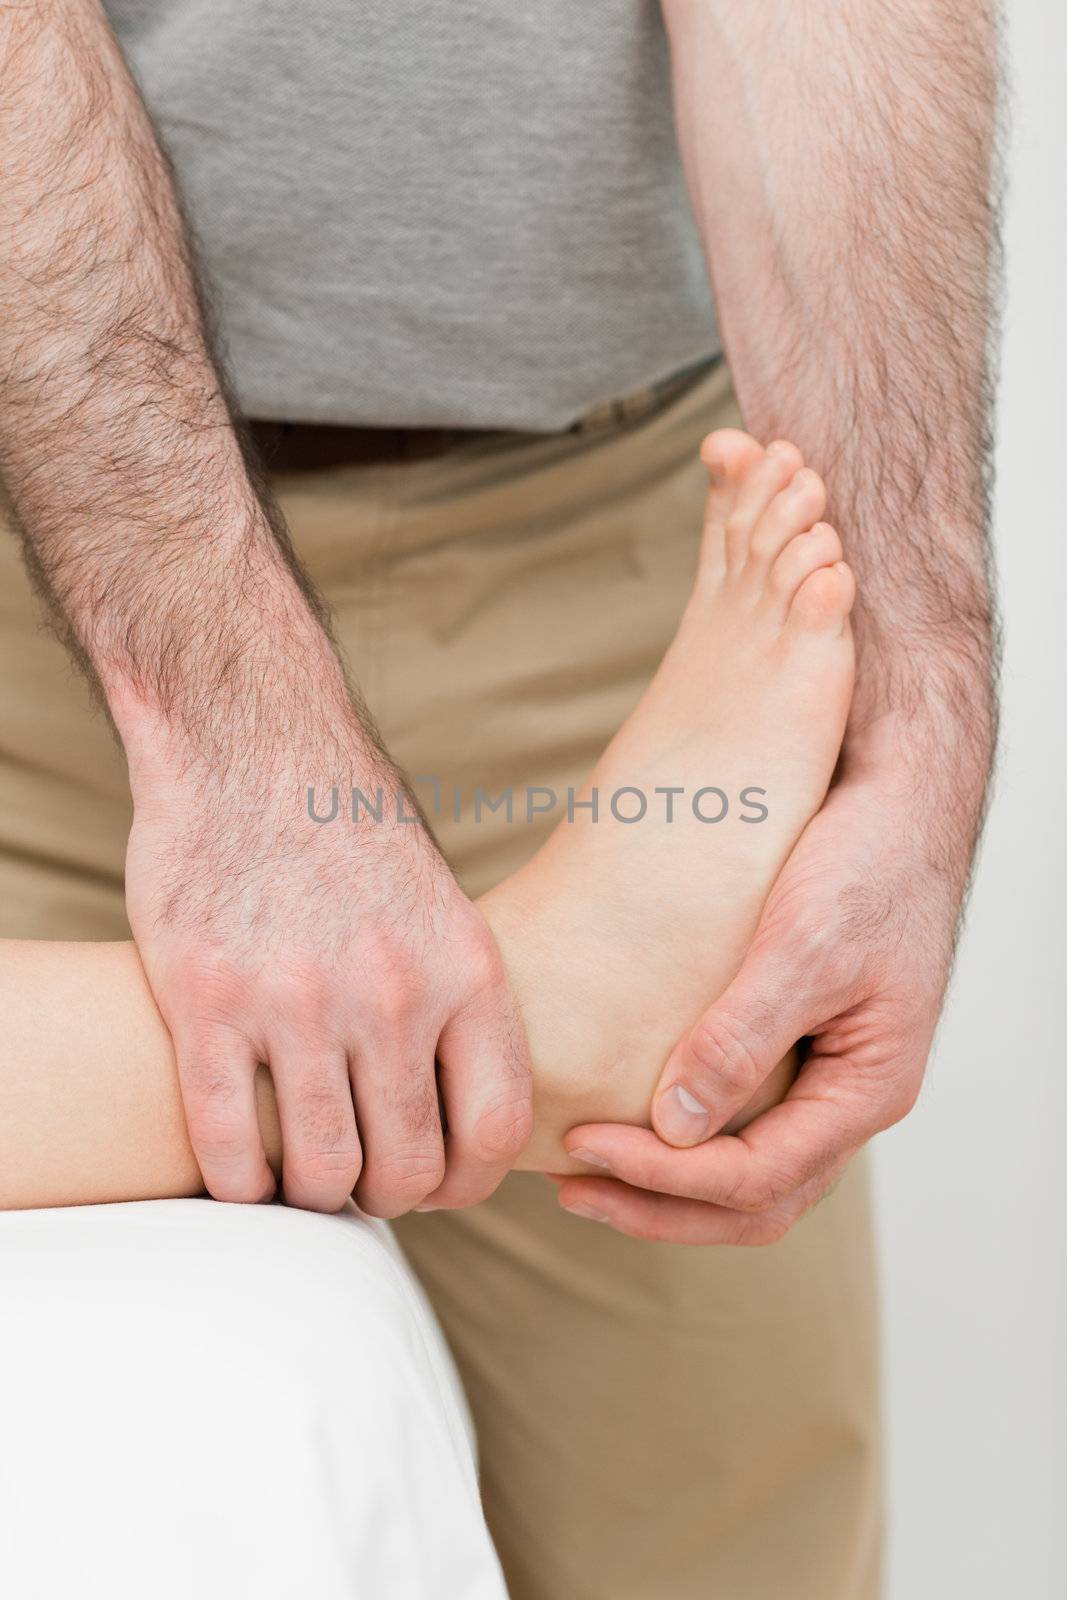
left=555, top=1176, right=787, bottom=1244
left=566, top=1077, right=870, bottom=1214
left=652, top=942, right=818, bottom=1148
left=268, top=1047, right=361, bottom=1213
left=554, top=1154, right=849, bottom=1245
left=417, top=986, right=533, bottom=1212
left=352, top=1041, right=445, bottom=1219
left=175, top=1028, right=276, bottom=1204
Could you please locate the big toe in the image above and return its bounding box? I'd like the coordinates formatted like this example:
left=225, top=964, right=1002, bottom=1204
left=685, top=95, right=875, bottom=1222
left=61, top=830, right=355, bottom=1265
left=700, top=428, right=765, bottom=484
left=699, top=430, right=765, bottom=562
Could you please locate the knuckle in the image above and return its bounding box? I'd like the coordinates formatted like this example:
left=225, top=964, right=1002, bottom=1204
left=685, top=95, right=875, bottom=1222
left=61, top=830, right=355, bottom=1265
left=449, top=922, right=510, bottom=1016
left=473, top=1091, right=534, bottom=1164
left=285, top=1144, right=361, bottom=1206
left=185, top=1102, right=248, bottom=1162
left=370, top=968, right=423, bottom=1030
left=179, top=1067, right=258, bottom=1170
left=747, top=1211, right=794, bottom=1247
left=880, top=1069, right=923, bottom=1128
left=398, top=1147, right=447, bottom=1191
left=462, top=931, right=507, bottom=998
left=686, top=1012, right=764, bottom=1101
left=204, top=1171, right=268, bottom=1205
left=181, top=1051, right=240, bottom=1105
left=264, top=958, right=335, bottom=1029
left=785, top=911, right=838, bottom=965
left=457, top=921, right=502, bottom=979
left=728, top=1164, right=788, bottom=1215
left=615, top=1155, right=659, bottom=1195
left=288, top=1065, right=351, bottom=1138
left=390, top=1070, right=442, bottom=1139
left=166, top=955, right=255, bottom=1028
left=368, top=1145, right=446, bottom=1198
left=289, top=1147, right=360, bottom=1185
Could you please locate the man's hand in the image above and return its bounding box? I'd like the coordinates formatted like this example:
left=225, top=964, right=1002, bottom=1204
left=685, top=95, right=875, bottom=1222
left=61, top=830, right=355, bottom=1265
left=567, top=0, right=1001, bottom=1241
left=558, top=763, right=954, bottom=1243
left=125, top=726, right=532, bottom=1215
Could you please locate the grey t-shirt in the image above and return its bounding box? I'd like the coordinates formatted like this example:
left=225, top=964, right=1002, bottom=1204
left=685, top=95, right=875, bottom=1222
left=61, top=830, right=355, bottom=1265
left=104, top=1, right=722, bottom=430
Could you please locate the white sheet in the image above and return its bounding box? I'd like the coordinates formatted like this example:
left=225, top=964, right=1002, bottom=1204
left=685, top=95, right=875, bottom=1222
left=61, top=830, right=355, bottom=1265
left=0, top=1198, right=507, bottom=1599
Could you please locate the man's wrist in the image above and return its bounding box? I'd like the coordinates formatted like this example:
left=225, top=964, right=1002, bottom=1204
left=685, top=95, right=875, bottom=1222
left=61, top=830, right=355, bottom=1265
left=839, top=692, right=995, bottom=906
left=844, top=671, right=995, bottom=790
left=99, top=529, right=371, bottom=786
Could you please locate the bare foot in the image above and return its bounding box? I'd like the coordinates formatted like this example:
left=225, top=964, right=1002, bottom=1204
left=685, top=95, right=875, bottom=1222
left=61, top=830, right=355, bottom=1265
left=0, top=434, right=852, bottom=1213
left=480, top=430, right=856, bottom=1172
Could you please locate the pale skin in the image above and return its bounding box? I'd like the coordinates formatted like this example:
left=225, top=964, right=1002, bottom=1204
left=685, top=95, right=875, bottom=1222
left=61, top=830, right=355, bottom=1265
left=0, top=2, right=998, bottom=1240
left=1, top=438, right=852, bottom=1219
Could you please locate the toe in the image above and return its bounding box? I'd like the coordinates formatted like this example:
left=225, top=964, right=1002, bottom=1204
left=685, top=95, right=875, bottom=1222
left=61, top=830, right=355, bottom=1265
left=767, top=521, right=843, bottom=611
left=700, top=428, right=764, bottom=482
left=787, top=560, right=856, bottom=635
left=699, top=430, right=764, bottom=568
left=721, top=442, right=805, bottom=573
left=747, top=467, right=827, bottom=567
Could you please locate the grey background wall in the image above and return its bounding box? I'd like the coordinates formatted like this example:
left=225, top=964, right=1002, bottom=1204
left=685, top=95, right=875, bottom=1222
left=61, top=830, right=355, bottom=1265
left=874, top=1, right=1066, bottom=1593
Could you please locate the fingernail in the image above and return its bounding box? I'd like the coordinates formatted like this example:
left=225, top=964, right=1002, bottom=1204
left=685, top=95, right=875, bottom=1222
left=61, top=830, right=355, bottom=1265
left=656, top=1085, right=711, bottom=1145
left=564, top=1201, right=612, bottom=1224
left=415, top=1203, right=439, bottom=1213
left=766, top=439, right=791, bottom=456
left=568, top=1146, right=612, bottom=1171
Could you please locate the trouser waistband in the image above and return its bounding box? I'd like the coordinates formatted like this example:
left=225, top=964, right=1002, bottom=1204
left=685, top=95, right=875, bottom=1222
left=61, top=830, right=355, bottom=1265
left=245, top=357, right=719, bottom=474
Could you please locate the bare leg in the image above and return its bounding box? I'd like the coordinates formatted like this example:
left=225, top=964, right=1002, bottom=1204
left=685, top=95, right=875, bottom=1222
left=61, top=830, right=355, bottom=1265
left=0, top=940, right=280, bottom=1208
left=0, top=434, right=854, bottom=1209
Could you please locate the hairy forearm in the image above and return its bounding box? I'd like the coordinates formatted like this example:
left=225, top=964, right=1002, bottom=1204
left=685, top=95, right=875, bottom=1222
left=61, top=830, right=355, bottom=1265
left=665, top=0, right=1001, bottom=888
left=0, top=1, right=361, bottom=768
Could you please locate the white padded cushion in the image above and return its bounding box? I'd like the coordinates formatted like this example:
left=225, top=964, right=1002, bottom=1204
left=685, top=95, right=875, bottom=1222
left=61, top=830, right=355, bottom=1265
left=0, top=1199, right=507, bottom=1599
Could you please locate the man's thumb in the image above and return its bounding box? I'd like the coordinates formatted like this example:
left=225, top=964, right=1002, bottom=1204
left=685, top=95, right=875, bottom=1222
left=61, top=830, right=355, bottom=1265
left=652, top=952, right=807, bottom=1147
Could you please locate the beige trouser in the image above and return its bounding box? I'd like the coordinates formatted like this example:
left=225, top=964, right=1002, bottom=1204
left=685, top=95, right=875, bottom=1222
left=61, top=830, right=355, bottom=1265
left=0, top=360, right=881, bottom=1599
